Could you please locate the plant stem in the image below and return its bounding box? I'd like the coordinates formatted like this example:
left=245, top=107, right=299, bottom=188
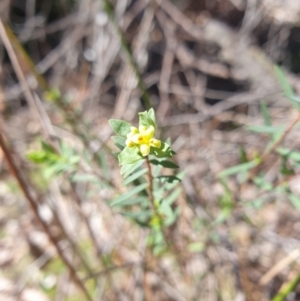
left=145, top=156, right=156, bottom=212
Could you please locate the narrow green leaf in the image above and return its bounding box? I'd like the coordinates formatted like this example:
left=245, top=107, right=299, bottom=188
left=121, top=160, right=145, bottom=178
left=97, top=152, right=110, bottom=179
left=123, top=168, right=147, bottom=186
left=164, top=207, right=180, bottom=226
left=109, top=119, right=131, bottom=137
left=246, top=125, right=284, bottom=134
left=27, top=151, right=47, bottom=163
left=274, top=66, right=294, bottom=96
left=110, top=183, right=148, bottom=207
left=260, top=102, right=271, bottom=126
left=271, top=271, right=300, bottom=301
left=164, top=187, right=182, bottom=205
left=274, top=66, right=299, bottom=109
left=277, top=148, right=300, bottom=162
left=218, top=160, right=259, bottom=178
left=239, top=147, right=248, bottom=163
left=41, top=141, right=57, bottom=154
left=120, top=210, right=152, bottom=219
left=156, top=175, right=181, bottom=183
left=153, top=187, right=164, bottom=201
left=288, top=193, right=300, bottom=210
left=253, top=176, right=273, bottom=191
left=159, top=202, right=173, bottom=219
left=150, top=159, right=179, bottom=169
left=118, top=146, right=143, bottom=165
left=110, top=196, right=148, bottom=207
left=165, top=171, right=186, bottom=191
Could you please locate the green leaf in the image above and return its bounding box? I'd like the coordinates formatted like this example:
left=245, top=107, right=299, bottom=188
left=27, top=151, right=48, bottom=163
left=123, top=168, right=147, bottom=186
left=27, top=150, right=61, bottom=164
left=118, top=146, right=143, bottom=165
left=158, top=202, right=173, bottom=219
left=277, top=148, right=300, bottom=162
left=110, top=197, right=148, bottom=208
left=150, top=159, right=179, bottom=169
left=121, top=160, right=145, bottom=177
left=97, top=152, right=110, bottom=180
left=109, top=119, right=131, bottom=138
left=274, top=66, right=299, bottom=109
left=148, top=108, right=156, bottom=124
left=218, top=160, right=259, bottom=178
left=156, top=175, right=181, bottom=183
left=153, top=187, right=164, bottom=202
left=253, top=176, right=273, bottom=191
left=246, top=125, right=284, bottom=134
left=288, top=193, right=300, bottom=210
left=239, top=146, right=248, bottom=163
left=138, top=110, right=155, bottom=129
left=41, top=141, right=57, bottom=154
left=150, top=142, right=175, bottom=158
left=164, top=207, right=180, bottom=226
left=260, top=102, right=271, bottom=126
left=110, top=183, right=148, bottom=207
left=112, top=136, right=126, bottom=150
left=165, top=171, right=185, bottom=190
left=164, top=187, right=182, bottom=205
left=274, top=66, right=294, bottom=96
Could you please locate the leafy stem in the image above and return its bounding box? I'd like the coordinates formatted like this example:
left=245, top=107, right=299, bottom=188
left=145, top=156, right=156, bottom=212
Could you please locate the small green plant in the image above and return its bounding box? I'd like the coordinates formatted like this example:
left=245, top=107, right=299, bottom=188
left=109, top=109, right=182, bottom=254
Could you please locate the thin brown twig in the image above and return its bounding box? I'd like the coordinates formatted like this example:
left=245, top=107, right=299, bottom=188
left=0, top=125, right=93, bottom=301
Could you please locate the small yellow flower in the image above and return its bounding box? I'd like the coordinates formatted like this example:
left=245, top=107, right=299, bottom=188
left=126, top=127, right=139, bottom=147
left=126, top=125, right=161, bottom=156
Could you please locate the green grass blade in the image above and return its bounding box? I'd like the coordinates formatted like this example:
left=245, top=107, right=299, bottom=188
left=123, top=168, right=147, bottom=186
left=110, top=183, right=148, bottom=207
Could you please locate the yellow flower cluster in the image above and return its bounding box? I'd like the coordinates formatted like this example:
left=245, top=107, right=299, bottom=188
left=126, top=125, right=161, bottom=156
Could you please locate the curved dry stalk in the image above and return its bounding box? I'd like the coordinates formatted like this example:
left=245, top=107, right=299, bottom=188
left=0, top=126, right=94, bottom=301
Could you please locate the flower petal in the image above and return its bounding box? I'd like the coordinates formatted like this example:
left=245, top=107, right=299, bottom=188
left=139, top=125, right=155, bottom=140
left=130, top=127, right=139, bottom=134
left=132, top=134, right=144, bottom=144
left=140, top=144, right=150, bottom=156
left=126, top=138, right=135, bottom=147
left=150, top=138, right=161, bottom=149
